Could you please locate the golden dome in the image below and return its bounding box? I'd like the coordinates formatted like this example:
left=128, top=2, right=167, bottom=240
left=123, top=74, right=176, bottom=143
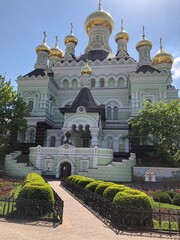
left=115, top=31, right=129, bottom=42
left=49, top=36, right=63, bottom=58
left=64, top=34, right=78, bottom=46
left=64, top=23, right=78, bottom=46
left=152, top=38, right=174, bottom=65
left=36, top=32, right=50, bottom=54
left=115, top=20, right=129, bottom=42
left=136, top=26, right=152, bottom=51
left=84, top=4, right=114, bottom=34
left=81, top=61, right=92, bottom=75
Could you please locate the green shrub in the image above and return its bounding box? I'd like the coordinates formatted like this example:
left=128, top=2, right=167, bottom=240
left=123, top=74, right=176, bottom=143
left=103, top=184, right=127, bottom=202
left=95, top=182, right=114, bottom=196
left=113, top=190, right=151, bottom=210
left=77, top=178, right=95, bottom=188
left=166, top=190, right=176, bottom=199
left=16, top=173, right=54, bottom=216
left=85, top=180, right=103, bottom=193
left=173, top=193, right=180, bottom=206
left=153, top=191, right=172, bottom=204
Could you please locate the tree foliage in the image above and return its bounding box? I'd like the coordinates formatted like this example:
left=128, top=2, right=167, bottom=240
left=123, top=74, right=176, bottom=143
left=128, top=100, right=180, bottom=164
left=0, top=75, right=29, bottom=155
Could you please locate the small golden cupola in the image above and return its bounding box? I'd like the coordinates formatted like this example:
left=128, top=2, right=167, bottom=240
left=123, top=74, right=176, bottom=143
left=115, top=20, right=129, bottom=43
left=152, top=37, right=174, bottom=66
left=64, top=23, right=78, bottom=46
left=81, top=60, right=92, bottom=76
left=49, top=36, right=64, bottom=58
left=36, top=31, right=50, bottom=54
left=136, top=26, right=152, bottom=51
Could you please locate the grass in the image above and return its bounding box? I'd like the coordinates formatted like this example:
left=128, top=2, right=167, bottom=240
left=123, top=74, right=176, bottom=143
left=150, top=197, right=180, bottom=210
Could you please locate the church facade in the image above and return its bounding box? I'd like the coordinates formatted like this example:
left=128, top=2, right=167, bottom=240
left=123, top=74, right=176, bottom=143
left=6, top=3, right=178, bottom=181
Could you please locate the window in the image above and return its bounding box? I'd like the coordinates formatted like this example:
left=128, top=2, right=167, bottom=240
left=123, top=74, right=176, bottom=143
left=100, top=79, right=105, bottom=88
left=91, top=79, right=95, bottom=88
left=29, top=130, right=35, bottom=143
left=113, top=106, right=118, bottom=120
left=50, top=136, right=56, bottom=147
left=28, top=100, right=34, bottom=112
left=107, top=106, right=111, bottom=120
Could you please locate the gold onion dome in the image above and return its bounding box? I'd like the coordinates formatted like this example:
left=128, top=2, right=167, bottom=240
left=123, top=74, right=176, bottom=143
left=152, top=38, right=174, bottom=65
left=64, top=24, right=78, bottom=46
left=49, top=36, right=63, bottom=58
left=136, top=26, right=152, bottom=51
left=115, top=20, right=129, bottom=42
left=81, top=60, right=92, bottom=75
left=36, top=31, right=50, bottom=54
left=84, top=1, right=114, bottom=34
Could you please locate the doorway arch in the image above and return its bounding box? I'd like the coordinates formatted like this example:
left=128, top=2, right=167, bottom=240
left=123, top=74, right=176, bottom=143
left=60, top=162, right=71, bottom=179
left=56, top=159, right=74, bottom=179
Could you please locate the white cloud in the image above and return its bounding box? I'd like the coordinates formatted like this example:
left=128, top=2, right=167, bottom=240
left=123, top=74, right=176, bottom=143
left=172, top=57, right=180, bottom=80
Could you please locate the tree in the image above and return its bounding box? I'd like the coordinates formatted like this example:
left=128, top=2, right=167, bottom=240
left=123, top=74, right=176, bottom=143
left=128, top=100, right=180, bottom=165
left=0, top=75, right=29, bottom=157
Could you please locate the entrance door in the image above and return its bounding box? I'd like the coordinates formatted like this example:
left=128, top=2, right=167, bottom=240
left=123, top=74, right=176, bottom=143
left=60, top=162, right=71, bottom=179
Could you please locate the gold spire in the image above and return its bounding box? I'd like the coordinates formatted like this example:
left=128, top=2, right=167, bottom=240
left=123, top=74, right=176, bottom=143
left=98, top=0, right=102, bottom=10
left=64, top=23, right=78, bottom=45
left=136, top=26, right=152, bottom=50
left=36, top=31, right=50, bottom=54
left=49, top=35, right=63, bottom=58
left=152, top=37, right=173, bottom=65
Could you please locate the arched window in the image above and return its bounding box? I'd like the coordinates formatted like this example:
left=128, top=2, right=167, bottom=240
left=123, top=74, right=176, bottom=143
left=72, top=79, right=78, bottom=89
left=91, top=79, right=96, bottom=88
left=113, top=106, right=118, bottom=120
left=50, top=136, right=56, bottom=147
left=29, top=130, right=35, bottom=143
left=107, top=106, right=111, bottom=120
left=118, top=77, right=124, bottom=88
left=28, top=100, right=34, bottom=112
left=100, top=78, right=105, bottom=88
left=107, top=137, right=113, bottom=149
left=63, top=79, right=69, bottom=89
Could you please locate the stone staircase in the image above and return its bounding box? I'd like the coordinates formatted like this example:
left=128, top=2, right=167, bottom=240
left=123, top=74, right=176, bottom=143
left=4, top=151, right=42, bottom=178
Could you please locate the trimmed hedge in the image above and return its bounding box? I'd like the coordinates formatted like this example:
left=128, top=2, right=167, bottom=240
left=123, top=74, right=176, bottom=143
left=173, top=193, right=180, bottom=206
left=16, top=173, right=54, bottom=215
left=113, top=190, right=152, bottom=211
left=95, top=182, right=114, bottom=196
left=103, top=184, right=128, bottom=202
left=85, top=181, right=103, bottom=193
left=77, top=178, right=95, bottom=188
left=153, top=191, right=172, bottom=204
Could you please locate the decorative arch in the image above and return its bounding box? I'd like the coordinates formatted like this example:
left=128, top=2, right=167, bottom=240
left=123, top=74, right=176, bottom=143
left=63, top=114, right=98, bottom=128
left=56, top=158, right=75, bottom=178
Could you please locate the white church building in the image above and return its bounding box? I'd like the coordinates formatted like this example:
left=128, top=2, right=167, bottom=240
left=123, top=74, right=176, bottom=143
left=5, top=2, right=179, bottom=181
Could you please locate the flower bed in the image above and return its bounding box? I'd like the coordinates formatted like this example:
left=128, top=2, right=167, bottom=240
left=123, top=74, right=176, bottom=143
left=0, top=177, right=23, bottom=199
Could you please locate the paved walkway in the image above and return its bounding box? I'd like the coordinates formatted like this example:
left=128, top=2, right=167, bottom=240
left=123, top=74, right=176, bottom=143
left=0, top=181, right=178, bottom=240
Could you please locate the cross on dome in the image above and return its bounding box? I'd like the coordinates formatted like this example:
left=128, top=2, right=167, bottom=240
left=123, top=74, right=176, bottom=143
left=160, top=37, right=163, bottom=51
left=70, top=23, right=73, bottom=35
left=142, top=26, right=145, bottom=40
left=98, top=0, right=102, bottom=10
left=55, top=36, right=58, bottom=47
left=43, top=31, right=47, bottom=43
left=121, top=19, right=124, bottom=31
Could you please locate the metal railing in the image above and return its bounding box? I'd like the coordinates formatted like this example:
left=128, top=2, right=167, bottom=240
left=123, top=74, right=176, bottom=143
left=0, top=191, right=64, bottom=224
left=61, top=180, right=180, bottom=235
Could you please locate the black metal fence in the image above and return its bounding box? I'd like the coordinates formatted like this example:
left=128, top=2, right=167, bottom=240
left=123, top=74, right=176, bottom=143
left=61, top=180, right=180, bottom=235
left=0, top=189, right=64, bottom=224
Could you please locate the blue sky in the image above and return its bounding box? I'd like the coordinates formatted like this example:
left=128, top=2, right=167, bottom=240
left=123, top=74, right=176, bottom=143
left=1, top=0, right=180, bottom=95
